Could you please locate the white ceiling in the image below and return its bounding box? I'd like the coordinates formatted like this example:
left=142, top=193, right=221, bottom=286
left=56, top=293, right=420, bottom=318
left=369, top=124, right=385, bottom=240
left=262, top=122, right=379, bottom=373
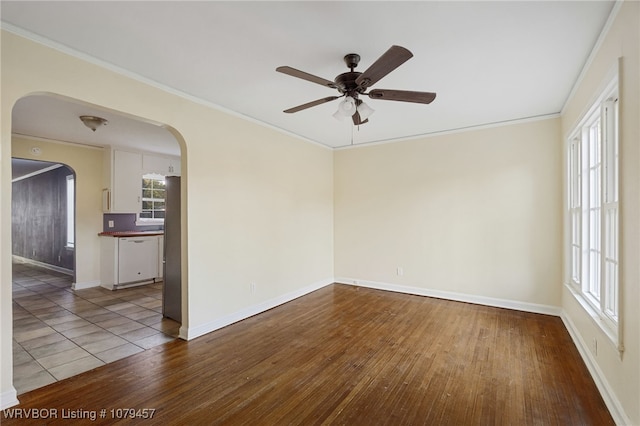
left=12, top=94, right=181, bottom=156
left=2, top=1, right=615, bottom=151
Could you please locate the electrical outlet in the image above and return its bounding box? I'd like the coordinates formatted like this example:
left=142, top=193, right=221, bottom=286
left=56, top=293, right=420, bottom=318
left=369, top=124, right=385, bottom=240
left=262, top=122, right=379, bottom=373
left=397, top=267, right=404, bottom=276
left=108, top=220, right=115, bottom=228
left=250, top=282, right=256, bottom=294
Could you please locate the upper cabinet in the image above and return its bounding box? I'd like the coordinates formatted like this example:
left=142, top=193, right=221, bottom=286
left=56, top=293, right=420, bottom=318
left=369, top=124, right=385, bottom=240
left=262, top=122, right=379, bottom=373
left=103, top=148, right=181, bottom=214
left=142, top=154, right=181, bottom=176
left=103, top=148, right=143, bottom=213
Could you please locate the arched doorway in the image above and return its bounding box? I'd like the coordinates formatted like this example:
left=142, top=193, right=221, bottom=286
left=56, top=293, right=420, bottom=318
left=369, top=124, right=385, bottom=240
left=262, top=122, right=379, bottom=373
left=10, top=93, right=186, bottom=395
left=11, top=158, right=76, bottom=276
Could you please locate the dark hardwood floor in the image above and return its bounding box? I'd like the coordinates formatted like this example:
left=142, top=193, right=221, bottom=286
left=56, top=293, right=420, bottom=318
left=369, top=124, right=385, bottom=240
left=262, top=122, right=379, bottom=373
left=3, top=284, right=613, bottom=425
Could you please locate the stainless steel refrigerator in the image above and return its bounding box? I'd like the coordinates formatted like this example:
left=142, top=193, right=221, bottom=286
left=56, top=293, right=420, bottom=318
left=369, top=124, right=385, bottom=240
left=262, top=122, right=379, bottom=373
left=163, top=176, right=181, bottom=322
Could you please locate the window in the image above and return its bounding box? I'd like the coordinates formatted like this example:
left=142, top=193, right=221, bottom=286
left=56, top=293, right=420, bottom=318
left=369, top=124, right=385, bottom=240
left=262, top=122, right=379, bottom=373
left=567, top=76, right=619, bottom=347
left=66, top=175, right=74, bottom=248
left=140, top=174, right=166, bottom=220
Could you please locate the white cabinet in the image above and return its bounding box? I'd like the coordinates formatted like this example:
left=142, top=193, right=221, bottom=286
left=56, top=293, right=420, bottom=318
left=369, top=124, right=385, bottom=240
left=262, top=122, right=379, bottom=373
left=142, top=154, right=181, bottom=176
left=100, top=235, right=163, bottom=290
left=103, top=149, right=182, bottom=213
left=169, top=158, right=181, bottom=176
left=103, top=149, right=142, bottom=213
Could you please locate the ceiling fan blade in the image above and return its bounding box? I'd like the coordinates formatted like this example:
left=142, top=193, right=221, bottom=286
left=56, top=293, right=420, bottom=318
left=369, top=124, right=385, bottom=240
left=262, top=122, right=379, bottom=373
left=276, top=66, right=336, bottom=88
left=368, top=89, right=437, bottom=104
left=352, top=111, right=369, bottom=126
left=283, top=96, right=340, bottom=113
left=355, top=45, right=413, bottom=89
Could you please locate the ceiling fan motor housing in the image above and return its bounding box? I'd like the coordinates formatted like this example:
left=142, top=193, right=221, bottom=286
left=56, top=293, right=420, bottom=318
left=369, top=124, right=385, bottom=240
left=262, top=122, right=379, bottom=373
left=334, top=72, right=365, bottom=96
left=343, top=53, right=360, bottom=70
left=335, top=54, right=366, bottom=97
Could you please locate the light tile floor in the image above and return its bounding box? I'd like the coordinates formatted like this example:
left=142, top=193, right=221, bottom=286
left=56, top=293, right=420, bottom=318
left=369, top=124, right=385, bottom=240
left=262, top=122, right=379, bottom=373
left=12, top=260, right=180, bottom=395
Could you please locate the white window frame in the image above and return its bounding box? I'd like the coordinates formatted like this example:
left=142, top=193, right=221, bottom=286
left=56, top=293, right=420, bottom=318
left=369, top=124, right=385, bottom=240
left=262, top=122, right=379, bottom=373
left=137, top=173, right=166, bottom=226
left=566, top=71, right=621, bottom=353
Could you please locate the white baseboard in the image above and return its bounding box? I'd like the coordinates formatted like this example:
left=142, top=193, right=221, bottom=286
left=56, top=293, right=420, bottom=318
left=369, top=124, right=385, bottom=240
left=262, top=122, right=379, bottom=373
left=178, top=325, right=189, bottom=341
left=334, top=277, right=561, bottom=316
left=12, top=255, right=73, bottom=276
left=183, top=278, right=333, bottom=340
left=72, top=280, right=101, bottom=290
left=0, top=388, right=19, bottom=410
left=561, top=312, right=631, bottom=426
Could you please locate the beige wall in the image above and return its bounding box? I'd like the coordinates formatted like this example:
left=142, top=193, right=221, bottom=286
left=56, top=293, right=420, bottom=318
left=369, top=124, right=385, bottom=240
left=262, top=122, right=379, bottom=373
left=334, top=117, right=562, bottom=309
left=185, top=111, right=334, bottom=329
left=11, top=136, right=104, bottom=287
left=560, top=1, right=640, bottom=424
left=1, top=30, right=334, bottom=406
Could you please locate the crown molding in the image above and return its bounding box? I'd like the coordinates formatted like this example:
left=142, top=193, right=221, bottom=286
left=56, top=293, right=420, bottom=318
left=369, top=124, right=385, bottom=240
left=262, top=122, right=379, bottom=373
left=0, top=24, right=331, bottom=151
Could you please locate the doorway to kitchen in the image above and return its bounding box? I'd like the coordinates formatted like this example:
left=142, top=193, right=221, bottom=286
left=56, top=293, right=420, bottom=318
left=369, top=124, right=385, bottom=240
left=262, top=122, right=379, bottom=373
left=10, top=93, right=186, bottom=396
left=10, top=158, right=179, bottom=394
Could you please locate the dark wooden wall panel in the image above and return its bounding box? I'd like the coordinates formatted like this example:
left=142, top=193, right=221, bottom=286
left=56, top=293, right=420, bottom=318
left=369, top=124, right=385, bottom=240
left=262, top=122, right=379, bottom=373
left=12, top=165, right=74, bottom=271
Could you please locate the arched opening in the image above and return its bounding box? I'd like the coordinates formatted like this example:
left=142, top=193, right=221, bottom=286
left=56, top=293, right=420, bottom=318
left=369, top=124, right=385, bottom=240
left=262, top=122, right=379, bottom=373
left=11, top=158, right=76, bottom=277
left=10, top=93, right=187, bottom=395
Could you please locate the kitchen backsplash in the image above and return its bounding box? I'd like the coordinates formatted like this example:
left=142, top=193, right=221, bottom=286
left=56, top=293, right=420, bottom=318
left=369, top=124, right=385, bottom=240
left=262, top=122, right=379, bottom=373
left=103, top=213, right=164, bottom=232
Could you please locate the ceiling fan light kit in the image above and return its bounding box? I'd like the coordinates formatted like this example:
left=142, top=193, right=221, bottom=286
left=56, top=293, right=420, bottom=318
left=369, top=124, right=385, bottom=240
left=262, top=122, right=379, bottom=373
left=332, top=110, right=347, bottom=122
left=337, top=96, right=356, bottom=116
left=356, top=101, right=375, bottom=121
left=332, top=96, right=375, bottom=122
left=277, top=45, right=436, bottom=126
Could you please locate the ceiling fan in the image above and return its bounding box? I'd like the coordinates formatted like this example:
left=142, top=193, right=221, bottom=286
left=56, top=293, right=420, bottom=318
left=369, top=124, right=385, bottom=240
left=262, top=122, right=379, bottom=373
left=276, top=45, right=436, bottom=125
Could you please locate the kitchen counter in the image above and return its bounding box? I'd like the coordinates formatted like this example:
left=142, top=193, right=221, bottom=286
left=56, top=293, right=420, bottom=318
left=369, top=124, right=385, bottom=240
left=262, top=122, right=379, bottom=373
left=98, top=230, right=164, bottom=237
